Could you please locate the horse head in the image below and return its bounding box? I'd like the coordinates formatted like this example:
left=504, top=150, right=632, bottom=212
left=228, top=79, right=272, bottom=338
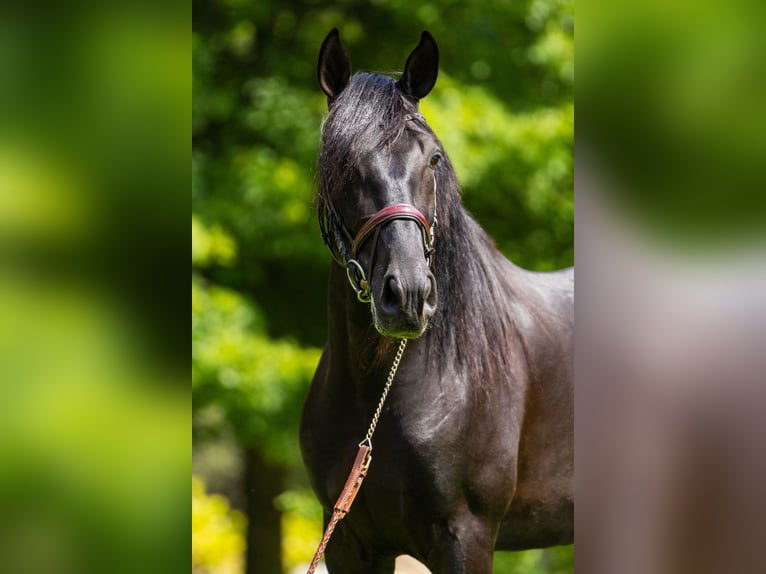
left=317, top=29, right=442, bottom=338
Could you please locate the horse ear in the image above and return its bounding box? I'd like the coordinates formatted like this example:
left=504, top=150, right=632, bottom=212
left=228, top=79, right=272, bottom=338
left=397, top=31, right=439, bottom=100
left=317, top=28, right=351, bottom=102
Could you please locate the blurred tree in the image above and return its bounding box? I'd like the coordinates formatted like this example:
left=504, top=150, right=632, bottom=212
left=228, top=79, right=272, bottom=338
left=192, top=219, right=320, bottom=572
left=192, top=0, right=573, bottom=572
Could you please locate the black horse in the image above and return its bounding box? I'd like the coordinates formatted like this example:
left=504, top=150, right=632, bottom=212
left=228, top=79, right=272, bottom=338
left=300, top=29, right=573, bottom=573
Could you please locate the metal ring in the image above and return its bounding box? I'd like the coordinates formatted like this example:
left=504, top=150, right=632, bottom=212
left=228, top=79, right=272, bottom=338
left=346, top=259, right=371, bottom=303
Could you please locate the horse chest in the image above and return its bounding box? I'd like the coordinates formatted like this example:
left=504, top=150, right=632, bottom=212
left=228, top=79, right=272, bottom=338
left=308, top=369, right=509, bottom=516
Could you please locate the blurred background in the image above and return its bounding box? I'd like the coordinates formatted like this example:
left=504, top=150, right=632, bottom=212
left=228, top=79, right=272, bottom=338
left=192, top=0, right=573, bottom=573
left=0, top=2, right=188, bottom=574
left=577, top=1, right=766, bottom=573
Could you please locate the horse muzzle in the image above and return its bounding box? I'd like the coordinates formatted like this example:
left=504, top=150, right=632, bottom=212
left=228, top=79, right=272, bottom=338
left=372, top=268, right=437, bottom=338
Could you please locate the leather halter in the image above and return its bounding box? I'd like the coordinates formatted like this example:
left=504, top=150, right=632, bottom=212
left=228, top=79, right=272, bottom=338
left=319, top=177, right=437, bottom=303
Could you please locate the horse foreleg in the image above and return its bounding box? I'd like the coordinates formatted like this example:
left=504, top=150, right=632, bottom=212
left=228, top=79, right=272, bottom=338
left=422, top=514, right=496, bottom=574
left=323, top=520, right=395, bottom=574
left=324, top=546, right=394, bottom=574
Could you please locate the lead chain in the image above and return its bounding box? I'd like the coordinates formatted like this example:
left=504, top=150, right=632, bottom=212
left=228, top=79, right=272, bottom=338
left=359, top=338, right=408, bottom=448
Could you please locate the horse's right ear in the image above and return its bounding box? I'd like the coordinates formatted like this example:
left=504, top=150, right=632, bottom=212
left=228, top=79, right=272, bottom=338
left=317, top=28, right=351, bottom=103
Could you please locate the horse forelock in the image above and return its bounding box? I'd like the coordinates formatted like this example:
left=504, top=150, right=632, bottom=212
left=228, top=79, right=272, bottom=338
left=317, top=73, right=425, bottom=201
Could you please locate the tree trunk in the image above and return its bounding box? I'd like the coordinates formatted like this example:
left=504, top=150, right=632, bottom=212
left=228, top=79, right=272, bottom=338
left=244, top=447, right=284, bottom=574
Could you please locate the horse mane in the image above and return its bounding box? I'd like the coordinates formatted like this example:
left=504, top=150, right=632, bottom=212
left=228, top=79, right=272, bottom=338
left=428, top=167, right=521, bottom=394
left=318, top=72, right=521, bottom=393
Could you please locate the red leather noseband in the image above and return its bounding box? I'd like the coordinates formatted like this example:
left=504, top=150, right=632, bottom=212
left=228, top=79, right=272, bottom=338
left=351, top=204, right=434, bottom=257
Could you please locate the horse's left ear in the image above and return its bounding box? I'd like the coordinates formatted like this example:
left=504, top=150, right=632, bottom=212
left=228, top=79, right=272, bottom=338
left=397, top=31, right=439, bottom=101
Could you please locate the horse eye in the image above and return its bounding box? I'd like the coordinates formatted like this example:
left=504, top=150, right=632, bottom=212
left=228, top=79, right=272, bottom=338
left=429, top=153, right=442, bottom=169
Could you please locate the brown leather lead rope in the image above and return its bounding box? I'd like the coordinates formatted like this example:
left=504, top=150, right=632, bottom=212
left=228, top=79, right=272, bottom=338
left=306, top=444, right=371, bottom=573
left=306, top=339, right=408, bottom=574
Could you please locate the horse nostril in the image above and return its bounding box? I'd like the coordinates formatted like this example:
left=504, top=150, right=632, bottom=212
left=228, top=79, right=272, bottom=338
left=381, top=276, right=404, bottom=314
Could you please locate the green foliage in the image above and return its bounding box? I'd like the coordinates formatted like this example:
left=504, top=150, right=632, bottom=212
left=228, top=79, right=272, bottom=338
left=192, top=271, right=320, bottom=465
left=192, top=215, right=238, bottom=268
left=494, top=547, right=574, bottom=574
left=275, top=489, right=324, bottom=569
left=192, top=475, right=246, bottom=574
